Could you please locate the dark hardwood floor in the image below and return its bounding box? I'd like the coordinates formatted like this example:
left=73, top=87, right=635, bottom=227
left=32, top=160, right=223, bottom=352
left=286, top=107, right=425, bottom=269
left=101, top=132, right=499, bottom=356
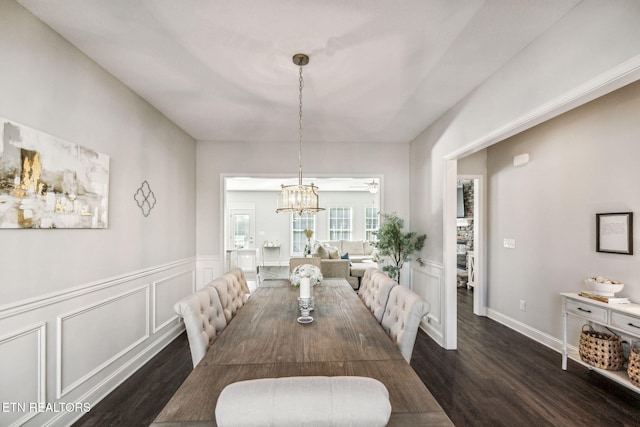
left=72, top=334, right=192, bottom=427
left=411, top=288, right=640, bottom=426
left=73, top=286, right=640, bottom=426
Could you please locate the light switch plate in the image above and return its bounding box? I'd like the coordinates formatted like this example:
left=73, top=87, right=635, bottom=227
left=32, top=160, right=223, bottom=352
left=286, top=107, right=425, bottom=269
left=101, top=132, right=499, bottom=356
left=503, top=238, right=516, bottom=249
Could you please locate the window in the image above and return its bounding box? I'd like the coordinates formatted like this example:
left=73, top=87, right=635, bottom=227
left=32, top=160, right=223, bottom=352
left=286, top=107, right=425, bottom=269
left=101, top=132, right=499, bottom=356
left=365, top=207, right=379, bottom=241
left=329, top=207, right=352, bottom=240
left=291, top=214, right=315, bottom=254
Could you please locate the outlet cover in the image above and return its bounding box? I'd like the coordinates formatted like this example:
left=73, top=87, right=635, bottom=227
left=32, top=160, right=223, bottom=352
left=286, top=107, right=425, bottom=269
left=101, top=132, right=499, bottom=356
left=503, top=238, right=516, bottom=249
left=519, top=300, right=526, bottom=311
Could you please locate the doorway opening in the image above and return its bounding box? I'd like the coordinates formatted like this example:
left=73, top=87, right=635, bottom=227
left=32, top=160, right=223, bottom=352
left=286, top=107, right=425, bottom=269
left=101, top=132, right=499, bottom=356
left=456, top=175, right=485, bottom=317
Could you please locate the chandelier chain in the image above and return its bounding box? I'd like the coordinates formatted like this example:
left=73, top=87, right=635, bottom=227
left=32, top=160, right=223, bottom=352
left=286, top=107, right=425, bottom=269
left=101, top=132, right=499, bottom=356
left=298, top=64, right=304, bottom=184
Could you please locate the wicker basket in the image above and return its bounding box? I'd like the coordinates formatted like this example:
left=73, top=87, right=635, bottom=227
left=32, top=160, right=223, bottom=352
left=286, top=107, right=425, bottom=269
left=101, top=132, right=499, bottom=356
left=628, top=342, right=640, bottom=387
left=578, top=324, right=625, bottom=371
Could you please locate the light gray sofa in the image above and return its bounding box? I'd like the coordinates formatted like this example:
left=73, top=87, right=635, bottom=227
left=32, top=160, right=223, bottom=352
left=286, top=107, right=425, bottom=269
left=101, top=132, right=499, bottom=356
left=312, top=240, right=377, bottom=289
left=290, top=256, right=356, bottom=288
left=318, top=240, right=377, bottom=263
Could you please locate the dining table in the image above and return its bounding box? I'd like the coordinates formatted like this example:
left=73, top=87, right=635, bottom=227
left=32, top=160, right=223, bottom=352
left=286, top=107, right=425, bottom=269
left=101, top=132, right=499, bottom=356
left=151, top=278, right=453, bottom=426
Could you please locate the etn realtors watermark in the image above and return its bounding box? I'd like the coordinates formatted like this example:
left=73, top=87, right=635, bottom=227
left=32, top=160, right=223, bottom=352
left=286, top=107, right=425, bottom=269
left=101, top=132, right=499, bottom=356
left=2, top=401, right=91, bottom=413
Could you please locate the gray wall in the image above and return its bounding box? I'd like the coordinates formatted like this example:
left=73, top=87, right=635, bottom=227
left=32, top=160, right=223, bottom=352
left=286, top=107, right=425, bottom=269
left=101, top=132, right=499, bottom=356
left=0, top=1, right=197, bottom=304
left=487, top=79, right=640, bottom=340
left=0, top=3, right=196, bottom=425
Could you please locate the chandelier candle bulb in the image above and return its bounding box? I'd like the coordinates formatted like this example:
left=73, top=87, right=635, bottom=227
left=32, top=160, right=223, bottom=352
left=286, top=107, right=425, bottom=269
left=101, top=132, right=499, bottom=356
left=300, top=277, right=311, bottom=299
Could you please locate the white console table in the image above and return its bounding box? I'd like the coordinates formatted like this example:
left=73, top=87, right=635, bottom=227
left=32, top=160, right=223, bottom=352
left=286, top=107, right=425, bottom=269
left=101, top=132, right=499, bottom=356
left=261, top=245, right=281, bottom=267
left=561, top=292, right=640, bottom=393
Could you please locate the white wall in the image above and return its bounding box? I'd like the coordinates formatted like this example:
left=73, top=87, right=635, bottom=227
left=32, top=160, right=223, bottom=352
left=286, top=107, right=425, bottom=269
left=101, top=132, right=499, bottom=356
left=197, top=140, right=410, bottom=274
left=409, top=0, right=640, bottom=348
left=0, top=2, right=197, bottom=425
left=486, top=79, right=640, bottom=344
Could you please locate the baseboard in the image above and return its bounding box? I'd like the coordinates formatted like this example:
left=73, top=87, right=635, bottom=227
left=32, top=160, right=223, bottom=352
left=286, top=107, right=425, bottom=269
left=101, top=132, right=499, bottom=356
left=486, top=308, right=563, bottom=353
left=420, top=320, right=445, bottom=348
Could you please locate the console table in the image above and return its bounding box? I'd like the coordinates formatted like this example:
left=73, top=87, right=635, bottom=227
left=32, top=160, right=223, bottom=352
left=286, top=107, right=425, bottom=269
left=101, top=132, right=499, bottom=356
left=261, top=244, right=281, bottom=267
left=561, top=292, right=640, bottom=393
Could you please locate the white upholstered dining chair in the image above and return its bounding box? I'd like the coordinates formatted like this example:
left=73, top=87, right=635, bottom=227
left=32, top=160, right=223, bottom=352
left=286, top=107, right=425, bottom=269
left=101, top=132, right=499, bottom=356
left=215, top=376, right=391, bottom=427
left=210, top=273, right=250, bottom=322
left=358, top=268, right=396, bottom=323
left=228, top=268, right=251, bottom=295
left=174, top=286, right=227, bottom=368
left=381, top=285, right=430, bottom=363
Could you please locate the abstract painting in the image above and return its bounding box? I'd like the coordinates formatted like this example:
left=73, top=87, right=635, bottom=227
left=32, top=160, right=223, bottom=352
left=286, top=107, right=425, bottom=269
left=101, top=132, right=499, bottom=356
left=0, top=117, right=110, bottom=228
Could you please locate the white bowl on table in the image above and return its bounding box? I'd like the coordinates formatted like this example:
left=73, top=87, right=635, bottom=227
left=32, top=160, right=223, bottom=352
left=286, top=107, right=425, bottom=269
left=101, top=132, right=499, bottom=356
left=584, top=279, right=624, bottom=297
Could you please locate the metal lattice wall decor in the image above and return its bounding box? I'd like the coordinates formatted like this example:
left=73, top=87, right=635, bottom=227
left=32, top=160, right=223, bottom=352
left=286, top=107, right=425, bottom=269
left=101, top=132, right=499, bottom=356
left=134, top=180, right=156, bottom=217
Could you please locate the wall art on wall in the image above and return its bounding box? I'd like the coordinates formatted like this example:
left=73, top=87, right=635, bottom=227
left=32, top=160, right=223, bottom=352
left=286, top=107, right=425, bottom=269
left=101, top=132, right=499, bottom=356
left=596, top=212, right=633, bottom=255
left=134, top=180, right=156, bottom=217
left=0, top=117, right=110, bottom=228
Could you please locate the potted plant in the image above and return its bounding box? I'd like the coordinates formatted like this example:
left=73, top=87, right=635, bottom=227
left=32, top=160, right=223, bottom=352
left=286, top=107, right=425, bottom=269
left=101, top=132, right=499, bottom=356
left=373, top=212, right=426, bottom=282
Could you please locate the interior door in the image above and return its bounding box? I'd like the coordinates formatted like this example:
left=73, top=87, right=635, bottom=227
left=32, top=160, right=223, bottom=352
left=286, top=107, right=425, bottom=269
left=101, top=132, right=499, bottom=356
left=229, top=207, right=255, bottom=249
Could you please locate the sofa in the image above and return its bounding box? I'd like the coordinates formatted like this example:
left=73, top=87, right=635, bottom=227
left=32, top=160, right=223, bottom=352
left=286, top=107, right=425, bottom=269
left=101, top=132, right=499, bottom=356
left=311, top=240, right=378, bottom=289
left=289, top=256, right=356, bottom=288
left=316, top=240, right=377, bottom=263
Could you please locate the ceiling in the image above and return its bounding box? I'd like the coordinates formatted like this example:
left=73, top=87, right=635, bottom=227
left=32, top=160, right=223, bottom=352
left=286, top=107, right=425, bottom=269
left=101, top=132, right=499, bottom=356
left=17, top=0, right=580, bottom=144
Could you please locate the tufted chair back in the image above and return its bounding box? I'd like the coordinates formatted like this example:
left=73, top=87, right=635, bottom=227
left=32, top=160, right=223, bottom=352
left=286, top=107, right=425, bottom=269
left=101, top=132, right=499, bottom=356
left=358, top=270, right=397, bottom=323
left=228, top=268, right=251, bottom=296
left=381, top=285, right=430, bottom=363
left=174, top=286, right=227, bottom=368
left=211, top=274, right=249, bottom=322
left=358, top=267, right=384, bottom=297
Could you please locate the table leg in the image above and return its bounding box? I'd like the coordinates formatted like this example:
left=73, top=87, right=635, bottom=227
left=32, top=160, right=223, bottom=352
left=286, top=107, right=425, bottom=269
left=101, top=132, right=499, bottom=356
left=562, top=310, right=568, bottom=370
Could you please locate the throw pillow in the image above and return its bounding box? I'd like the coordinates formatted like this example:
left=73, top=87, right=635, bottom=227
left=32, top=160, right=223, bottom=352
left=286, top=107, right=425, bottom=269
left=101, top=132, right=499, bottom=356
left=340, top=252, right=352, bottom=266
left=312, top=242, right=330, bottom=259
left=327, top=246, right=340, bottom=259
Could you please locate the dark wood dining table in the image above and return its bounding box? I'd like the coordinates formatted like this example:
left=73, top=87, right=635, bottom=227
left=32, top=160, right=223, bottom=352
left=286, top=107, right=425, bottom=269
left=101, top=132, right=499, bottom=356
left=151, top=278, right=453, bottom=426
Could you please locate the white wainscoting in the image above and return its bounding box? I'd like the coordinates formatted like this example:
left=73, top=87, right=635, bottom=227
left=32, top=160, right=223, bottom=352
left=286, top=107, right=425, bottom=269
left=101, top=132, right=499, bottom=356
left=196, top=255, right=224, bottom=289
left=410, top=260, right=445, bottom=347
left=0, top=323, right=46, bottom=427
left=0, top=257, right=196, bottom=427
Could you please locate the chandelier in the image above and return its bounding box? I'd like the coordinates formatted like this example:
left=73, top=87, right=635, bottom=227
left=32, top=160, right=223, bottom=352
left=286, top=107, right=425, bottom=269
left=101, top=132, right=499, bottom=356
left=276, top=54, right=325, bottom=215
left=367, top=180, right=379, bottom=194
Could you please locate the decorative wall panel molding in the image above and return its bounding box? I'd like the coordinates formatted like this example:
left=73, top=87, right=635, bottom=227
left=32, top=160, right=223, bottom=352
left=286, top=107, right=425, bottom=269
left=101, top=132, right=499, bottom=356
left=0, top=257, right=196, bottom=320
left=0, top=258, right=193, bottom=426
left=196, top=255, right=224, bottom=289
left=411, top=260, right=444, bottom=345
left=152, top=269, right=195, bottom=333
left=0, top=323, right=46, bottom=427
left=56, top=286, right=150, bottom=398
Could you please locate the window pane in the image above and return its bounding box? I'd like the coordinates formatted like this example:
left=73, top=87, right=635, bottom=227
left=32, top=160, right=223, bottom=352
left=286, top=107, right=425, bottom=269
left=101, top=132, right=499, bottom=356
left=292, top=214, right=315, bottom=254
left=329, top=207, right=351, bottom=241
left=365, top=207, right=379, bottom=242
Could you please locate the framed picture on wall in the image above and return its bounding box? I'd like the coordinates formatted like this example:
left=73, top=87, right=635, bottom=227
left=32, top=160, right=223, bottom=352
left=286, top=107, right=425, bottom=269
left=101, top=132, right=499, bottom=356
left=596, top=212, right=633, bottom=255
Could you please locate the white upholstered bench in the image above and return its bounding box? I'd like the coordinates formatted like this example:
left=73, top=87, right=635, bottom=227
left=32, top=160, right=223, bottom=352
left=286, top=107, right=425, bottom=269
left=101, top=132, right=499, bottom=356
left=215, top=376, right=392, bottom=427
